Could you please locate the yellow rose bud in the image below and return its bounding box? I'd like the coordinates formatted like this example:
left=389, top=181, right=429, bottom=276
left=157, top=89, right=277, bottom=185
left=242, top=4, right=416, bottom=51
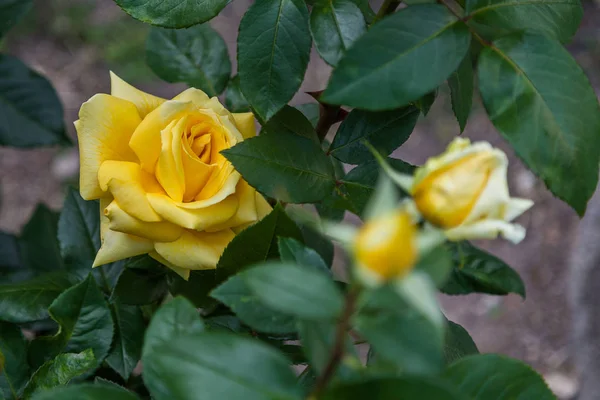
left=407, top=138, right=533, bottom=243
left=75, top=72, right=271, bottom=280
left=354, top=210, right=417, bottom=282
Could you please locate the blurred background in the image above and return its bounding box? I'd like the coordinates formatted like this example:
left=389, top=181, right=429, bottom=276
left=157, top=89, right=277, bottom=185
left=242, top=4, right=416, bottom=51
left=1, top=0, right=600, bottom=397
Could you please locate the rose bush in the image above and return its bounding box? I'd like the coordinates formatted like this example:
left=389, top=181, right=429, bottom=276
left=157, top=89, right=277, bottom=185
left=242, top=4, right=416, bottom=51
left=75, top=72, right=271, bottom=279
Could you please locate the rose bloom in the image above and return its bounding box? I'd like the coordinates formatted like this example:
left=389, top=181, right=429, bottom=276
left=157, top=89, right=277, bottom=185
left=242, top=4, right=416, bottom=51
left=354, top=209, right=417, bottom=285
left=75, top=72, right=271, bottom=279
left=398, top=138, right=533, bottom=243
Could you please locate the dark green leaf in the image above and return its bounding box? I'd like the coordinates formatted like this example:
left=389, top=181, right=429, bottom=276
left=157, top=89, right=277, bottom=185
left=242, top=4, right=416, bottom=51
left=29, top=275, right=113, bottom=371
left=414, top=245, right=452, bottom=288
left=442, top=241, right=525, bottom=297
left=0, top=322, right=29, bottom=399
left=23, top=349, right=95, bottom=398
left=243, top=262, right=344, bottom=319
left=321, top=4, right=471, bottom=110
left=466, top=0, right=582, bottom=43
left=295, top=103, right=320, bottom=128
left=30, top=383, right=139, bottom=400
left=19, top=205, right=63, bottom=274
left=298, top=223, right=334, bottom=267
left=355, top=289, right=443, bottom=375
left=0, top=0, right=33, bottom=38
left=448, top=55, right=473, bottom=132
left=0, top=232, right=20, bottom=270
left=167, top=269, right=217, bottom=309
left=217, top=204, right=303, bottom=278
left=143, top=333, right=302, bottom=400
left=142, top=297, right=205, bottom=359
left=444, top=354, right=555, bottom=399
left=204, top=315, right=251, bottom=334
left=414, top=91, right=437, bottom=116
left=261, top=106, right=318, bottom=142
left=211, top=275, right=297, bottom=334
left=112, top=264, right=168, bottom=305
left=146, top=25, right=231, bottom=97
left=340, top=158, right=414, bottom=217
left=478, top=33, right=600, bottom=216
left=278, top=237, right=329, bottom=272
left=0, top=272, right=74, bottom=323
left=238, top=0, right=311, bottom=120
left=444, top=320, right=478, bottom=365
left=329, top=107, right=419, bottom=164
left=224, top=76, right=250, bottom=113
left=114, top=0, right=229, bottom=28
left=106, top=301, right=145, bottom=380
left=224, top=125, right=336, bottom=204
left=310, top=0, right=366, bottom=66
left=0, top=55, right=68, bottom=147
left=321, top=377, right=466, bottom=399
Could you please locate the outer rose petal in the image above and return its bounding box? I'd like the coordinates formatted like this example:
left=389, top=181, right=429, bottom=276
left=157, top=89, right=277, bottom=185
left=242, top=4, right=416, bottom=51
left=232, top=112, right=256, bottom=139
left=110, top=71, right=165, bottom=118
left=104, top=200, right=183, bottom=242
left=100, top=197, right=111, bottom=242
left=98, top=160, right=162, bottom=222
left=93, top=229, right=153, bottom=267
left=147, top=192, right=239, bottom=231
left=173, top=88, right=211, bottom=108
left=256, top=192, right=272, bottom=218
left=445, top=219, right=527, bottom=244
left=149, top=251, right=190, bottom=280
left=76, top=94, right=141, bottom=200
left=129, top=100, right=196, bottom=173
left=206, top=179, right=258, bottom=232
left=154, top=229, right=235, bottom=270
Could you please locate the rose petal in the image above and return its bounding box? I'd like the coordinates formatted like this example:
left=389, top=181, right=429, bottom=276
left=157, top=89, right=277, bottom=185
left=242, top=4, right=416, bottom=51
left=98, top=160, right=162, bottom=222
left=105, top=200, right=183, bottom=242
left=93, top=229, right=153, bottom=267
left=154, top=229, right=235, bottom=270
left=445, top=219, right=527, bottom=244
left=232, top=112, right=256, bottom=140
left=76, top=94, right=141, bottom=200
left=156, top=118, right=186, bottom=202
left=110, top=71, right=165, bottom=118
left=149, top=251, right=190, bottom=280
left=205, top=179, right=258, bottom=232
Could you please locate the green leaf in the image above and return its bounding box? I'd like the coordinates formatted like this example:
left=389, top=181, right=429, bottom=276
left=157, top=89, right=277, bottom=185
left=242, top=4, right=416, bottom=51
left=442, top=241, right=525, bottom=297
left=329, top=106, right=419, bottom=164
left=223, top=132, right=335, bottom=203
left=414, top=91, right=437, bottom=116
left=310, top=0, right=366, bottom=66
left=339, top=158, right=414, bottom=217
left=146, top=25, right=231, bottom=97
left=414, top=245, right=452, bottom=288
left=0, top=55, right=69, bottom=147
left=29, top=275, right=113, bottom=371
left=297, top=320, right=360, bottom=378
left=444, top=320, right=478, bottom=365
left=478, top=33, right=600, bottom=216
left=58, top=188, right=124, bottom=287
left=19, top=205, right=63, bottom=274
left=0, top=232, right=20, bottom=270
left=167, top=270, right=217, bottom=309
left=261, top=106, right=318, bottom=142
left=112, top=259, right=168, bottom=305
left=355, top=288, right=444, bottom=375
left=0, top=0, right=33, bottom=38
left=211, top=275, right=297, bottom=334
left=448, top=55, right=473, bottom=132
left=105, top=301, right=145, bottom=380
left=322, top=4, right=470, bottom=110
left=142, top=297, right=205, bottom=360
left=444, top=354, right=555, bottom=399
left=22, top=349, right=95, bottom=398
left=30, top=383, right=139, bottom=400
left=0, top=322, right=29, bottom=399
left=321, top=377, right=466, bottom=399
left=243, top=262, right=344, bottom=319
left=466, top=0, right=582, bottom=43
left=224, top=75, right=250, bottom=113
left=113, top=0, right=229, bottom=28
left=217, top=204, right=303, bottom=278
left=237, top=0, right=311, bottom=120
left=142, top=333, right=302, bottom=400
left=295, top=103, right=320, bottom=128
left=298, top=223, right=334, bottom=267
left=0, top=272, right=74, bottom=323
left=278, top=237, right=329, bottom=272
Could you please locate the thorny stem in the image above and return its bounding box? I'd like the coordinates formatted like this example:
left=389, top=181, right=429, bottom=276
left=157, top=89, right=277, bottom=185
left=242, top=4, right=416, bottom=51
left=315, top=104, right=343, bottom=142
left=310, top=287, right=360, bottom=398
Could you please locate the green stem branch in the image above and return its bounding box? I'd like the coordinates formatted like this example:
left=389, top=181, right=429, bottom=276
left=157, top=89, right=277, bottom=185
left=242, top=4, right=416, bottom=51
left=374, top=0, right=400, bottom=22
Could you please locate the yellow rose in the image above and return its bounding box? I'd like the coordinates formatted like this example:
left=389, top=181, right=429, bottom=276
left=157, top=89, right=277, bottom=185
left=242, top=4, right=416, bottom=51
left=354, top=209, right=417, bottom=284
left=75, top=72, right=271, bottom=279
left=403, top=137, right=533, bottom=243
